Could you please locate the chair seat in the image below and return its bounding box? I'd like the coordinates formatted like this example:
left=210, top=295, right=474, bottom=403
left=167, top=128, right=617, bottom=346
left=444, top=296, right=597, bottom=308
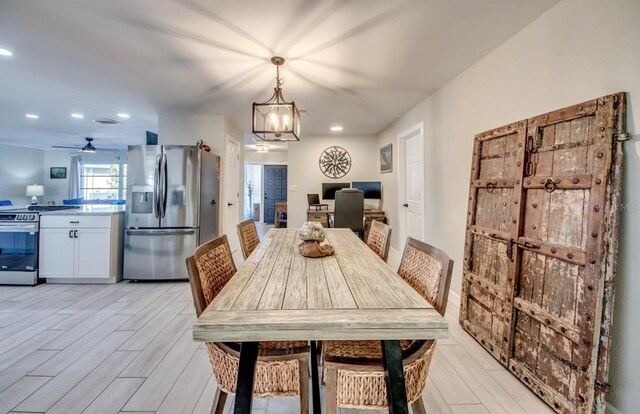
left=221, top=341, right=309, bottom=356
left=260, top=341, right=309, bottom=354
left=323, top=340, right=415, bottom=363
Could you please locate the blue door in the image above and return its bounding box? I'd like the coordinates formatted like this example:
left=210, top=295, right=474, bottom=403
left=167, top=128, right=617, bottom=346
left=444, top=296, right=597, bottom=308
left=264, top=165, right=287, bottom=225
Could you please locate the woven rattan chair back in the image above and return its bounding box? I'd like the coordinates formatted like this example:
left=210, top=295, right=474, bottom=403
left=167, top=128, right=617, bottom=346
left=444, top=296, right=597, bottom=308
left=323, top=240, right=454, bottom=413
left=237, top=219, right=260, bottom=260
left=186, top=235, right=310, bottom=414
left=397, top=237, right=454, bottom=316
left=366, top=220, right=392, bottom=262
left=186, top=235, right=237, bottom=317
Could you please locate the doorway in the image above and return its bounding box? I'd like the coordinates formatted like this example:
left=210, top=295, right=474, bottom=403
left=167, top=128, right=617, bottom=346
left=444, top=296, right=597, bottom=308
left=244, top=164, right=262, bottom=222
left=225, top=136, right=241, bottom=253
left=398, top=122, right=425, bottom=244
left=263, top=165, right=287, bottom=225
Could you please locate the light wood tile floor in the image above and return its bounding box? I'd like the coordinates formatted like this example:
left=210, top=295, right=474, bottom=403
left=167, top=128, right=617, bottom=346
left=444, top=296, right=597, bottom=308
left=0, top=234, right=553, bottom=413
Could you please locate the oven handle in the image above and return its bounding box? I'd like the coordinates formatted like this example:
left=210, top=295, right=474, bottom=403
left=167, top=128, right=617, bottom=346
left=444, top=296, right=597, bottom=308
left=0, top=224, right=38, bottom=232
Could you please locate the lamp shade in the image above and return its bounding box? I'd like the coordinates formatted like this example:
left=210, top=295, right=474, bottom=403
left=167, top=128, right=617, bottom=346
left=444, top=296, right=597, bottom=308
left=26, top=185, right=44, bottom=197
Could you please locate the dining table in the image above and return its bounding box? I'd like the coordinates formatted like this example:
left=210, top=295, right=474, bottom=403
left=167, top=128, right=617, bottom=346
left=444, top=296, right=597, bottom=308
left=192, top=228, right=448, bottom=414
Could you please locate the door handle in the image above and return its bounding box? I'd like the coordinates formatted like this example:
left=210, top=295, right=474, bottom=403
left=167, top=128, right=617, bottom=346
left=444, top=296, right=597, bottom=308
left=402, top=203, right=409, bottom=207
left=154, top=153, right=161, bottom=219
left=127, top=229, right=196, bottom=236
left=210, top=199, right=216, bottom=206
left=227, top=202, right=234, bottom=207
left=69, top=230, right=74, bottom=239
left=159, top=153, right=167, bottom=219
left=74, top=230, right=78, bottom=238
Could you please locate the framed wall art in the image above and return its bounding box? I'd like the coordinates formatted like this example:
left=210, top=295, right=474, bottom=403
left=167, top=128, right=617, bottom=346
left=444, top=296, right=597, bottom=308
left=380, top=144, right=392, bottom=173
left=50, top=167, right=67, bottom=179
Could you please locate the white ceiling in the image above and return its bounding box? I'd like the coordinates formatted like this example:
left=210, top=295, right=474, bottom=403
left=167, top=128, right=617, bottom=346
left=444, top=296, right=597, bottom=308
left=0, top=0, right=560, bottom=150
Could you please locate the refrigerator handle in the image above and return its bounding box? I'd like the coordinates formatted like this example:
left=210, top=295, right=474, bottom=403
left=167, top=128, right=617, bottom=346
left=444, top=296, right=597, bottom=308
left=127, top=229, right=196, bottom=236
left=153, top=153, right=162, bottom=219
left=160, top=153, right=168, bottom=218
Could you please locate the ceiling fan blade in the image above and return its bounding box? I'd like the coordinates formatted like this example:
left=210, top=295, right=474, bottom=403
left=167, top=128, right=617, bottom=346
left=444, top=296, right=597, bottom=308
left=51, top=145, right=81, bottom=149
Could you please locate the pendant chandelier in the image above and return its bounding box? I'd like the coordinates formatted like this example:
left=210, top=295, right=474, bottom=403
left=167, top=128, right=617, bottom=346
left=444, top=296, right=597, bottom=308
left=252, top=56, right=300, bottom=142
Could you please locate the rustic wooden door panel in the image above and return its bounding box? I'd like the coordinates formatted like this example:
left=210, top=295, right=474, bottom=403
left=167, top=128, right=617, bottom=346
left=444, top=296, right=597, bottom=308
left=460, top=93, right=626, bottom=414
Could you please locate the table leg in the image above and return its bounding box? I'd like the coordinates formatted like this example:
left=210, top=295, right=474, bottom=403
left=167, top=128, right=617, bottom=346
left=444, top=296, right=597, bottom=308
left=234, top=342, right=259, bottom=414
left=309, top=341, right=322, bottom=413
left=381, top=340, right=409, bottom=414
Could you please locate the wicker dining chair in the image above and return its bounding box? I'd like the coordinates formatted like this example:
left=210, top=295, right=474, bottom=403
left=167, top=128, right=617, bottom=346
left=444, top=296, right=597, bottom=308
left=237, top=219, right=260, bottom=259
left=186, top=235, right=311, bottom=414
left=322, top=237, right=454, bottom=414
left=366, top=220, right=392, bottom=262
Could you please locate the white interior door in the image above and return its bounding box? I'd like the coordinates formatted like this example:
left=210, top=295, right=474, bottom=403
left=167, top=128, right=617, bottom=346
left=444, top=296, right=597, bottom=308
left=399, top=124, right=425, bottom=243
left=225, top=137, right=241, bottom=253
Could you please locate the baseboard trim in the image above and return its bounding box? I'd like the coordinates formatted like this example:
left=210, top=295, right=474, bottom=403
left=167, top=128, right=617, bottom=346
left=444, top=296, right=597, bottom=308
left=606, top=402, right=621, bottom=414
left=388, top=247, right=402, bottom=270
left=448, top=290, right=460, bottom=308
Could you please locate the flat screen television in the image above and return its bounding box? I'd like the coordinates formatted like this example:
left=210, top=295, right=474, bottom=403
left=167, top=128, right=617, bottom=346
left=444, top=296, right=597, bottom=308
left=351, top=181, right=382, bottom=199
left=322, top=182, right=350, bottom=200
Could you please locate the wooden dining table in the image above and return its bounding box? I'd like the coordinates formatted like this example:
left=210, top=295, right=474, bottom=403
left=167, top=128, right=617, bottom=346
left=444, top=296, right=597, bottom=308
left=193, top=228, right=448, bottom=414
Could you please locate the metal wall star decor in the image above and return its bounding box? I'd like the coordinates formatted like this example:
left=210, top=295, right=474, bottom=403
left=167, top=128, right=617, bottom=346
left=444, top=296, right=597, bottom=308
left=319, top=146, right=351, bottom=179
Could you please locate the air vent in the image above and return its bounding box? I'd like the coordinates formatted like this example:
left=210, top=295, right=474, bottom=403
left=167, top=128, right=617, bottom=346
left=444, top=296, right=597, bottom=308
left=93, top=118, right=120, bottom=125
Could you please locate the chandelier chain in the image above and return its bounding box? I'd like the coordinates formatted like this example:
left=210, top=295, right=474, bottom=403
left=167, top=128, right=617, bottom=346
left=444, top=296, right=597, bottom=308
left=276, top=65, right=284, bottom=89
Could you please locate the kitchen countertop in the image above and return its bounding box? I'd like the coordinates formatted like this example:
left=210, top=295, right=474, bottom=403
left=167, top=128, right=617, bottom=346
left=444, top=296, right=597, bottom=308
left=39, top=205, right=126, bottom=216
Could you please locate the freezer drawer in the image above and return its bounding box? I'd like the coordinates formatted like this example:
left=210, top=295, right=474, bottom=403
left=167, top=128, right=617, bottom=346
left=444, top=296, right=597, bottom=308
left=123, top=228, right=198, bottom=280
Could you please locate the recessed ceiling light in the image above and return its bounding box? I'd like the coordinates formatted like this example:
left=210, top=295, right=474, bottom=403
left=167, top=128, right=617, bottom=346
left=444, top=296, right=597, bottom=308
left=25, top=113, right=39, bottom=119
left=71, top=113, right=84, bottom=119
left=117, top=113, right=130, bottom=119
left=0, top=48, right=13, bottom=57
left=330, top=125, right=343, bottom=132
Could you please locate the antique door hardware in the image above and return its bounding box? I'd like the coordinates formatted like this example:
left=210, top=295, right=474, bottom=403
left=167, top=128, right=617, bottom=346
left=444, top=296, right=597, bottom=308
left=488, top=233, right=540, bottom=260
left=524, top=131, right=543, bottom=177
left=544, top=178, right=557, bottom=193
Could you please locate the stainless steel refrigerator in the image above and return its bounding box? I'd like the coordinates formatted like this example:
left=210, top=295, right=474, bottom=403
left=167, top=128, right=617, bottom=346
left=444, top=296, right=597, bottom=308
left=124, top=145, right=220, bottom=280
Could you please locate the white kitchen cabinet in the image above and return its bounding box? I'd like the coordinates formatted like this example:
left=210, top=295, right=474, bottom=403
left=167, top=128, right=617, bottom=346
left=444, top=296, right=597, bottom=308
left=39, top=228, right=75, bottom=278
left=40, top=214, right=124, bottom=283
left=75, top=227, right=112, bottom=278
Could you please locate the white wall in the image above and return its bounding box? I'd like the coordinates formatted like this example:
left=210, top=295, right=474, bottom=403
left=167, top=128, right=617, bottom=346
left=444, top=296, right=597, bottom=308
left=379, top=0, right=639, bottom=411
left=0, top=144, right=44, bottom=206
left=158, top=113, right=245, bottom=243
left=43, top=150, right=71, bottom=205
left=244, top=150, right=287, bottom=164
left=287, top=135, right=379, bottom=228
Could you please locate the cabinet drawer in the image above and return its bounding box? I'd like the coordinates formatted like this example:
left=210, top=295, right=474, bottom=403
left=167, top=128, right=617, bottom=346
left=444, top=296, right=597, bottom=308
left=41, top=215, right=112, bottom=228
left=308, top=213, right=328, bottom=221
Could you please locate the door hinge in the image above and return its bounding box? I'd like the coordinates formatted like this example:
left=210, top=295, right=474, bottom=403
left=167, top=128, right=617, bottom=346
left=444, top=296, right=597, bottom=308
left=615, top=132, right=630, bottom=141
left=595, top=380, right=613, bottom=394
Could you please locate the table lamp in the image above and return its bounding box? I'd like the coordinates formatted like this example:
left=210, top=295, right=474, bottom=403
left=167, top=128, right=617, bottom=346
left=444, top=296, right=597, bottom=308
left=26, top=184, right=44, bottom=205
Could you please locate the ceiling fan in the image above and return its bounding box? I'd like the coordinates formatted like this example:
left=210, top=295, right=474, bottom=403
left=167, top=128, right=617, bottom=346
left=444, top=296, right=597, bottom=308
left=52, top=137, right=118, bottom=153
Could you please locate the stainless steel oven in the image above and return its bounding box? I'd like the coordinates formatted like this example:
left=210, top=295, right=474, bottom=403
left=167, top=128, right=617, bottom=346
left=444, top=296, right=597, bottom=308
left=0, top=211, right=40, bottom=285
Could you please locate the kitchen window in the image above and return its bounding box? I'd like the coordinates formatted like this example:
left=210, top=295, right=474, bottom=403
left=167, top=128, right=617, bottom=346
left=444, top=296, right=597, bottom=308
left=80, top=163, right=127, bottom=200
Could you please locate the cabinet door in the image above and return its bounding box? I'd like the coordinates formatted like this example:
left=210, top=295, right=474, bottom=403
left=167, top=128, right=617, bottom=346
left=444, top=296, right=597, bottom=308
left=75, top=228, right=111, bottom=278
left=40, top=228, right=75, bottom=278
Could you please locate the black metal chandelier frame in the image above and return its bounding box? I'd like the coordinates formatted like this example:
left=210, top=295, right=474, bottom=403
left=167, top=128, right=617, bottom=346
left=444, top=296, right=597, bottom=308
left=252, top=56, right=301, bottom=142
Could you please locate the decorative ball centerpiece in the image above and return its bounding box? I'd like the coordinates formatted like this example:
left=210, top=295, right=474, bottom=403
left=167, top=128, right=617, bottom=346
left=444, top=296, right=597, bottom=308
left=298, top=222, right=335, bottom=258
